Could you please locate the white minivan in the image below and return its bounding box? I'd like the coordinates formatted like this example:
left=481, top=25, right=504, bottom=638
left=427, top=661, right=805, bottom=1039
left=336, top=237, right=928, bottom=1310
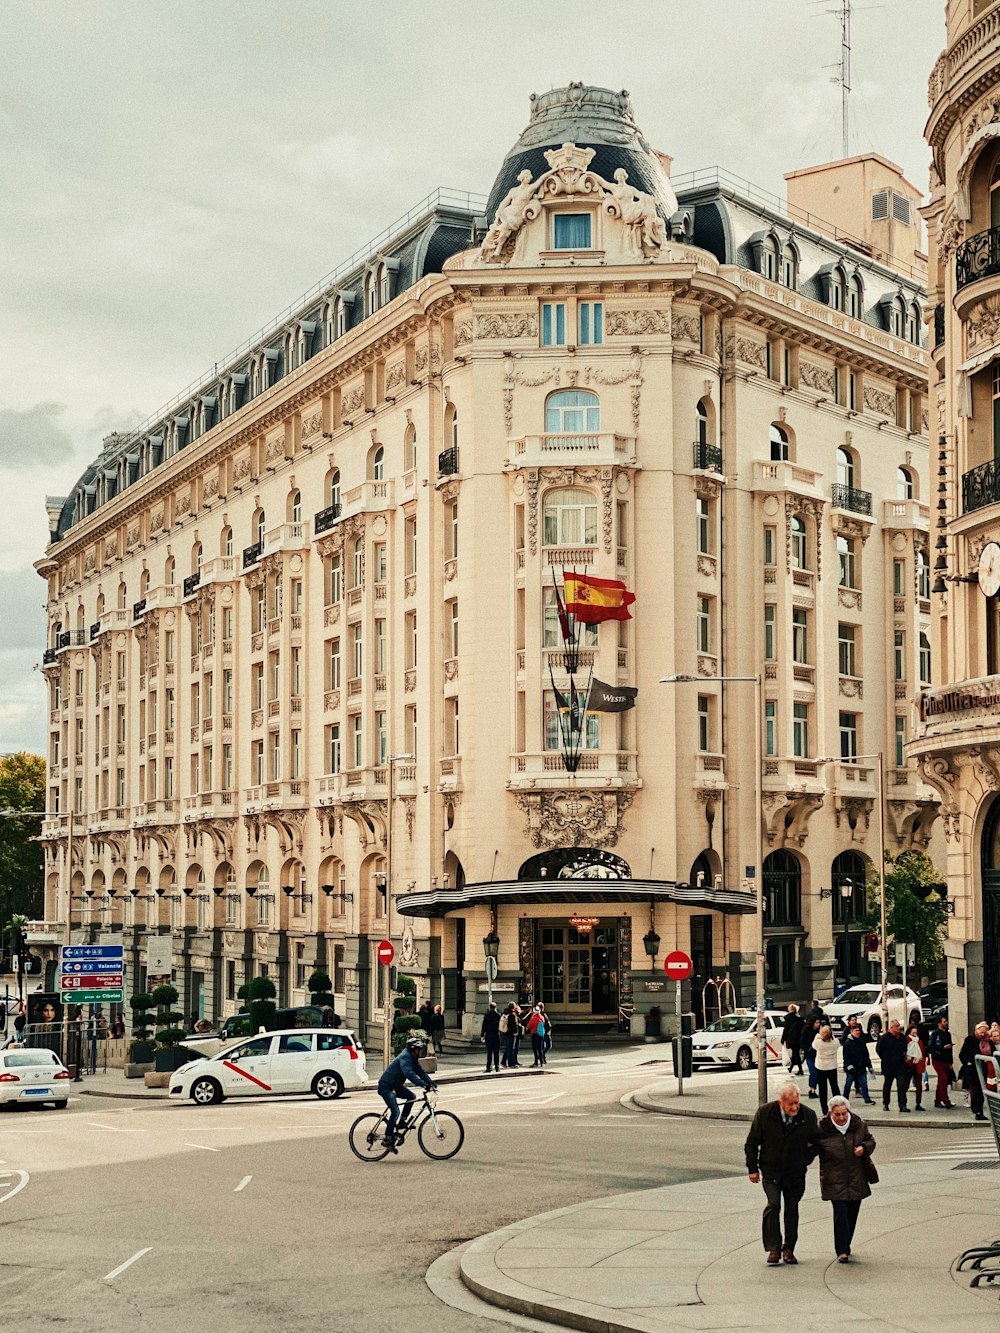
left=824, top=984, right=922, bottom=1040
left=169, top=1028, right=366, bottom=1105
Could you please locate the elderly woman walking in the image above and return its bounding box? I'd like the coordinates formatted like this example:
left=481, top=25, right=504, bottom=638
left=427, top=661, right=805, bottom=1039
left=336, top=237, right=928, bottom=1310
left=813, top=1095, right=876, bottom=1263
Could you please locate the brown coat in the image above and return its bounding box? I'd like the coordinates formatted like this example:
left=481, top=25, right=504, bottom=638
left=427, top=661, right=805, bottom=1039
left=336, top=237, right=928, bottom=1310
left=814, top=1112, right=876, bottom=1202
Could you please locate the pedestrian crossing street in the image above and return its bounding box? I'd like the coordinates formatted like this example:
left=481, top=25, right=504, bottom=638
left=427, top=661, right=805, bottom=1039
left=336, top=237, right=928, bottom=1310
left=905, top=1137, right=999, bottom=1166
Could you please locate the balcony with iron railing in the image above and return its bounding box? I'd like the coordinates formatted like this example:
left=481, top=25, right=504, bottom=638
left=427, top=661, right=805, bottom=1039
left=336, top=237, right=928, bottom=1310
left=437, top=445, right=459, bottom=476
left=313, top=502, right=342, bottom=535
left=242, top=541, right=263, bottom=569
left=831, top=483, right=873, bottom=516
left=42, top=648, right=58, bottom=665
left=182, top=571, right=201, bottom=597
left=693, top=441, right=723, bottom=473
left=963, top=457, right=1000, bottom=514
left=506, top=432, right=635, bottom=470
left=933, top=302, right=945, bottom=348
left=955, top=228, right=1000, bottom=316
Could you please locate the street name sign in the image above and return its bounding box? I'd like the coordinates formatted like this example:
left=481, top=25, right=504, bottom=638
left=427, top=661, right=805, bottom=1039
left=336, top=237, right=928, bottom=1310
left=60, top=944, right=124, bottom=1005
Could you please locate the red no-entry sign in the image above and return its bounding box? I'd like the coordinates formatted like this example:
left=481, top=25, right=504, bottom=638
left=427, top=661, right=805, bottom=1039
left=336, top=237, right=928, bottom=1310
left=664, top=950, right=693, bottom=981
left=377, top=939, right=395, bottom=966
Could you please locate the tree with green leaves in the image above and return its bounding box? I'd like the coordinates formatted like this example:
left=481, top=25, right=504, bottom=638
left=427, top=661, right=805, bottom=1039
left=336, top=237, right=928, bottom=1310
left=0, top=752, right=45, bottom=928
left=864, top=849, right=950, bottom=979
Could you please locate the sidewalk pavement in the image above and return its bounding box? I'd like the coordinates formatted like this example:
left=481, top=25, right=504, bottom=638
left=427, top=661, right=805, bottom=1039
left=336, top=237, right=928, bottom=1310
left=456, top=1153, right=1000, bottom=1332
left=625, top=1067, right=995, bottom=1131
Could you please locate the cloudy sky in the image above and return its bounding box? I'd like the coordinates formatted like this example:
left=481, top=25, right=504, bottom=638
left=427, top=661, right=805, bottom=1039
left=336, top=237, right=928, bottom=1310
left=1, top=0, right=944, bottom=754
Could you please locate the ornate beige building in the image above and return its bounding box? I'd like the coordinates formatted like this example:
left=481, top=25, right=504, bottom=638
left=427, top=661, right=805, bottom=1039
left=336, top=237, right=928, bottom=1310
left=913, top=1, right=1000, bottom=1033
left=36, top=85, right=935, bottom=1045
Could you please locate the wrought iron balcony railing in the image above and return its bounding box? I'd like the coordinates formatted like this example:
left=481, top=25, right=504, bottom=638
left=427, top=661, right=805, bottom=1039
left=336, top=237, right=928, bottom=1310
left=182, top=572, right=201, bottom=597
left=242, top=542, right=263, bottom=569
left=963, top=457, right=1000, bottom=514
left=831, top=483, right=873, bottom=516
left=693, top=441, right=723, bottom=473
left=42, top=648, right=57, bottom=664
left=933, top=302, right=945, bottom=347
left=132, top=599, right=146, bottom=621
left=313, top=502, right=342, bottom=535
left=956, top=226, right=1000, bottom=291
left=438, top=445, right=459, bottom=475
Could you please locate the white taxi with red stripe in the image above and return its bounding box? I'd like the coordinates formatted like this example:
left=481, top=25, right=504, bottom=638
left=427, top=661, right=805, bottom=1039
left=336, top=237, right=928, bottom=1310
left=169, top=1027, right=366, bottom=1105
left=691, top=1011, right=787, bottom=1071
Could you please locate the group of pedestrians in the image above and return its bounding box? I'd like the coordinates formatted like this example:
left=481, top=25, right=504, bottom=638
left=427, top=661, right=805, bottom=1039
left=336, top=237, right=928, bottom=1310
left=781, top=1000, right=998, bottom=1122
left=480, top=1000, right=551, bottom=1072
left=416, top=1000, right=448, bottom=1055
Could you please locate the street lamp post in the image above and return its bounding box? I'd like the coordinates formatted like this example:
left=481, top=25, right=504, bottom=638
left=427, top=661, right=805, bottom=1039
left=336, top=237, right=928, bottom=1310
left=383, top=753, right=415, bottom=1068
left=483, top=921, right=500, bottom=1011
left=839, top=879, right=853, bottom=993
left=817, top=753, right=888, bottom=1030
left=661, top=673, right=767, bottom=1105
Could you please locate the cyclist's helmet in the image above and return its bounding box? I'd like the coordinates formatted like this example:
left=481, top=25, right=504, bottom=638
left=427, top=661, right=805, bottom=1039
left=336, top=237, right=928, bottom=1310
left=406, top=1034, right=426, bottom=1050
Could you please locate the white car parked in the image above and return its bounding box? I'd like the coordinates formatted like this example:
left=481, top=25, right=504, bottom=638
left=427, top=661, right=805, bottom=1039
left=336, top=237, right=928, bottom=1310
left=0, top=1048, right=72, bottom=1107
left=169, top=1027, right=367, bottom=1105
left=691, top=1012, right=787, bottom=1070
left=824, top=984, right=923, bottom=1040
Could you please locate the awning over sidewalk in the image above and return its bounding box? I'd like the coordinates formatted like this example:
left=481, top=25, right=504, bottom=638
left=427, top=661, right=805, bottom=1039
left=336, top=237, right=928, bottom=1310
left=396, top=877, right=757, bottom=919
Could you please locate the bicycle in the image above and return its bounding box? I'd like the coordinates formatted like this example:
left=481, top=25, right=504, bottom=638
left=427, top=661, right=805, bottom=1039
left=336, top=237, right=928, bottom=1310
left=348, top=1090, right=465, bottom=1162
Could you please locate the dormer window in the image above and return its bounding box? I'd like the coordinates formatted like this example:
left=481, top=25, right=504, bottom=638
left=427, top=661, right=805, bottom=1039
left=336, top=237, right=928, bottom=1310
left=552, top=213, right=592, bottom=249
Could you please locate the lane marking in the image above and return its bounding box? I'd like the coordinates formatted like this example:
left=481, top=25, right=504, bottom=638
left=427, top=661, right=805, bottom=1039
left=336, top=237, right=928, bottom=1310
left=185, top=1143, right=220, bottom=1152
left=104, top=1248, right=152, bottom=1282
left=85, top=1122, right=132, bottom=1132
left=234, top=1175, right=252, bottom=1192
left=0, top=1171, right=29, bottom=1204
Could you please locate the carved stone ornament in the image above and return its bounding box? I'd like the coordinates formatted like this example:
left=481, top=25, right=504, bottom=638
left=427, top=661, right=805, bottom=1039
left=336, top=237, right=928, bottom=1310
left=480, top=143, right=666, bottom=263
left=673, top=314, right=700, bottom=344
left=233, top=455, right=252, bottom=483
left=966, top=297, right=1000, bottom=349
left=454, top=319, right=473, bottom=347
left=302, top=412, right=322, bottom=440
left=800, top=360, right=835, bottom=394
left=938, top=210, right=965, bottom=260
left=386, top=360, right=406, bottom=389
left=863, top=384, right=896, bottom=418
left=762, top=791, right=824, bottom=847
left=399, top=919, right=419, bottom=967
left=476, top=311, right=538, bottom=339
left=342, top=384, right=366, bottom=417
left=514, top=789, right=635, bottom=849
left=605, top=308, right=670, bottom=337
left=735, top=336, right=767, bottom=371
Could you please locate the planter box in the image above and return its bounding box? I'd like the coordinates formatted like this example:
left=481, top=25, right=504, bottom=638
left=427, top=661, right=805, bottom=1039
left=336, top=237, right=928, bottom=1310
left=154, top=1048, right=190, bottom=1073
left=125, top=1062, right=155, bottom=1080
left=130, top=1041, right=155, bottom=1064
left=144, top=1071, right=171, bottom=1088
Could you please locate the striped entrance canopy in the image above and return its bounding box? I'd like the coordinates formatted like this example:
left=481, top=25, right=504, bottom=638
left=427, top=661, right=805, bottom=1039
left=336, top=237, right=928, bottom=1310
left=396, top=877, right=756, bottom=920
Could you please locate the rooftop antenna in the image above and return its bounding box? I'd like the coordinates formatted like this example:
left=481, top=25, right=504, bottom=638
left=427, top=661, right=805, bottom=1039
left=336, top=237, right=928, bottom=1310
left=838, top=0, right=851, bottom=160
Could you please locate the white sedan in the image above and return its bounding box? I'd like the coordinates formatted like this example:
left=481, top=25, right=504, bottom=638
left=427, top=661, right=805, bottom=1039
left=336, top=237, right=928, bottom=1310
left=0, top=1048, right=72, bottom=1107
left=691, top=1012, right=787, bottom=1070
left=169, top=1027, right=367, bottom=1105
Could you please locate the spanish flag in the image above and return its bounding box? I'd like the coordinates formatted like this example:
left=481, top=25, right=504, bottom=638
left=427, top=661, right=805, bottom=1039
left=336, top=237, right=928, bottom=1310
left=563, top=571, right=636, bottom=624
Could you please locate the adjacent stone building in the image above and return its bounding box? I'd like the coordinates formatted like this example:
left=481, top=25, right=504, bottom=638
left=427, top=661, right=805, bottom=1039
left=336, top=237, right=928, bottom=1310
left=36, top=85, right=935, bottom=1045
left=912, top=0, right=1000, bottom=1034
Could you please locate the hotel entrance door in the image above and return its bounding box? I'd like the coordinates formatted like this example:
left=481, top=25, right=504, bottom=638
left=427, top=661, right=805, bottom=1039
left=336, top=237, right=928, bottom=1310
left=538, top=921, right=619, bottom=1015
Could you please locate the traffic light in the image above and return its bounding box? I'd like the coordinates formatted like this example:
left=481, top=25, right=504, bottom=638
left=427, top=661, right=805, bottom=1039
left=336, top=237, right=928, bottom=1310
left=389, top=965, right=398, bottom=991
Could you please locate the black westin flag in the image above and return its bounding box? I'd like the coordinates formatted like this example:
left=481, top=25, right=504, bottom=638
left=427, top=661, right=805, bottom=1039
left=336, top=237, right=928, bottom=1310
left=586, top=678, right=638, bottom=712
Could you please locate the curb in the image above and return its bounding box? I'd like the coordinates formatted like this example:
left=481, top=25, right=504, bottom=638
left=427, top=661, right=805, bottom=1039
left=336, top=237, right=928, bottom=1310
left=80, top=1065, right=550, bottom=1100
left=623, top=1084, right=994, bottom=1130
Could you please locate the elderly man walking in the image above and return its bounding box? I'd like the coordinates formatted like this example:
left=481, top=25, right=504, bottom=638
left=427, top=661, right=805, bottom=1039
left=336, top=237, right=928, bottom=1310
left=744, top=1082, right=819, bottom=1266
left=876, top=1019, right=910, bottom=1112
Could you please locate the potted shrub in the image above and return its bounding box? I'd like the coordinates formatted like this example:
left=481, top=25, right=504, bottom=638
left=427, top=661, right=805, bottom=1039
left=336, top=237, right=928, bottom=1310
left=246, top=975, right=277, bottom=1034
left=391, top=1013, right=425, bottom=1056
left=151, top=983, right=189, bottom=1072
left=644, top=1006, right=663, bottom=1042
left=129, top=992, right=156, bottom=1064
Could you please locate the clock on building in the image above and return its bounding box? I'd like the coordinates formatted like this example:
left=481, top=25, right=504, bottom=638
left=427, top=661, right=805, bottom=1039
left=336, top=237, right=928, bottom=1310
left=977, top=541, right=1000, bottom=598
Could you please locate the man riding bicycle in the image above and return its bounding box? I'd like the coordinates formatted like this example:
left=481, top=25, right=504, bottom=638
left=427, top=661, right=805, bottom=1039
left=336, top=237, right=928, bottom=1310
left=377, top=1033, right=436, bottom=1147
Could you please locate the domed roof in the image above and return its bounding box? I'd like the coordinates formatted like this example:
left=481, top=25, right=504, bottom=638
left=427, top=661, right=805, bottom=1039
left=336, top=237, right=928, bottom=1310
left=486, top=83, right=676, bottom=223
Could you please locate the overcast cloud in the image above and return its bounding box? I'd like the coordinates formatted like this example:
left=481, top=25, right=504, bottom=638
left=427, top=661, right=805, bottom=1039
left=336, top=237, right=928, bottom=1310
left=0, top=0, right=944, bottom=753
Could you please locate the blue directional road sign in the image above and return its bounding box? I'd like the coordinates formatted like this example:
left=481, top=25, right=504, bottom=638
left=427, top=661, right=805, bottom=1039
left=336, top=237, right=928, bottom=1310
left=62, top=946, right=125, bottom=960
left=63, top=960, right=124, bottom=973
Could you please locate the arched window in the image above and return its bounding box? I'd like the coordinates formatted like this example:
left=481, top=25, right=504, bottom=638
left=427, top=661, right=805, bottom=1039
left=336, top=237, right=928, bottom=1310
left=696, top=400, right=710, bottom=445
left=829, top=267, right=846, bottom=312
left=335, top=296, right=348, bottom=339
left=140, top=569, right=150, bottom=596
left=191, top=541, right=202, bottom=573
left=352, top=537, right=364, bottom=589
left=780, top=243, right=798, bottom=289
left=543, top=488, right=598, bottom=547
left=328, top=469, right=341, bottom=510
left=919, top=631, right=931, bottom=684
left=378, top=263, right=391, bottom=307
left=323, top=301, right=334, bottom=347
left=769, top=424, right=789, bottom=461
left=254, top=509, right=266, bottom=545
left=117, top=581, right=127, bottom=611
left=544, top=389, right=600, bottom=434
left=848, top=274, right=863, bottom=319
left=220, top=526, right=233, bottom=558
left=991, top=159, right=1000, bottom=228
left=836, top=446, right=856, bottom=490
left=288, top=489, right=302, bottom=523
left=889, top=296, right=905, bottom=338
left=917, top=549, right=930, bottom=600
left=763, top=849, right=801, bottom=926
left=907, top=301, right=922, bottom=345
left=760, top=235, right=778, bottom=281
left=364, top=270, right=377, bottom=317
left=404, top=423, right=417, bottom=471
left=831, top=850, right=867, bottom=929
left=164, top=556, right=175, bottom=587
left=790, top=515, right=807, bottom=569
left=896, top=466, right=914, bottom=500
left=250, top=358, right=261, bottom=399
left=371, top=446, right=385, bottom=482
